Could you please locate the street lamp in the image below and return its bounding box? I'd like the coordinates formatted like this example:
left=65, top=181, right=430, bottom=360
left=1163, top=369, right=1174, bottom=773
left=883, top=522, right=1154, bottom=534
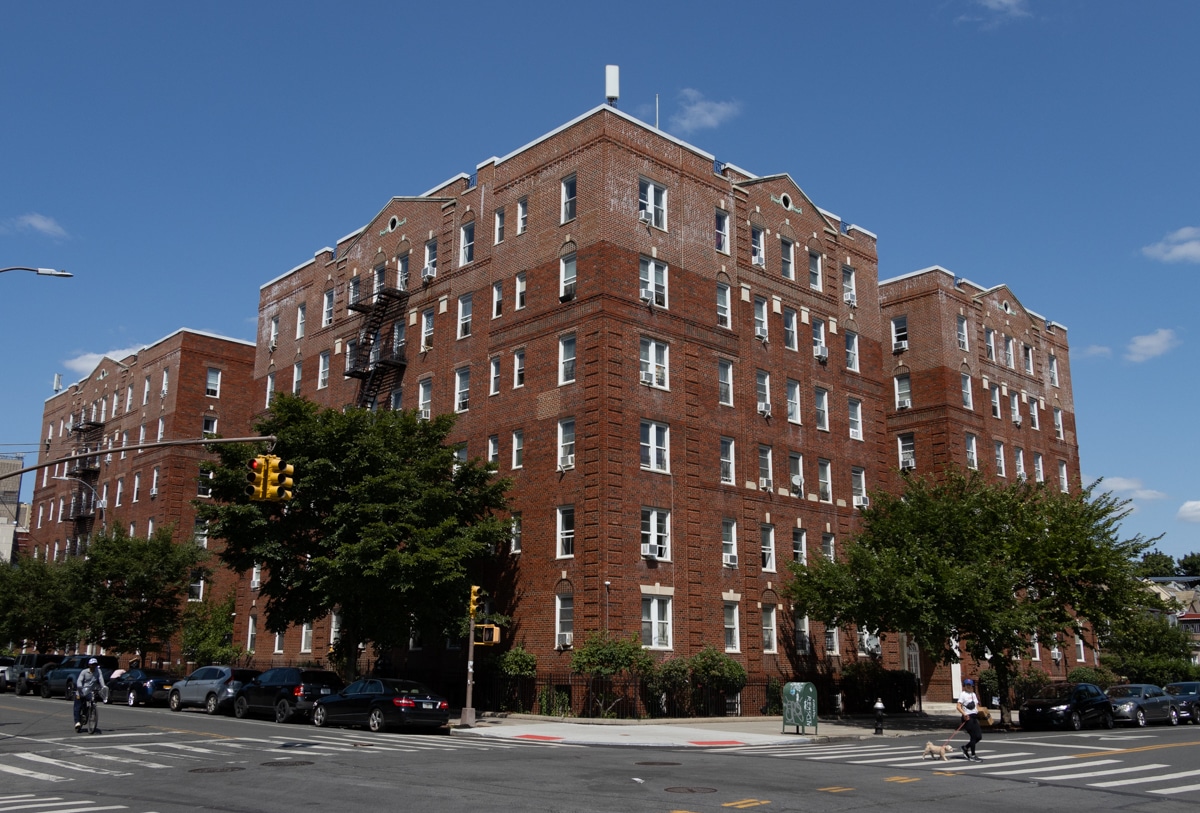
left=1, top=266, right=72, bottom=277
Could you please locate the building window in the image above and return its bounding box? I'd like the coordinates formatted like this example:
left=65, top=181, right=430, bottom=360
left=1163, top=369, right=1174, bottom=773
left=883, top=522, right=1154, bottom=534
left=640, top=420, right=669, bottom=472
left=557, top=505, right=575, bottom=558
left=397, top=255, right=409, bottom=290
left=515, top=272, right=527, bottom=310
left=322, top=289, right=334, bottom=327
left=638, top=178, right=667, bottom=229
left=717, top=359, right=733, bottom=406
left=994, top=440, right=1006, bottom=476
left=492, top=281, right=503, bottom=318
left=247, top=616, right=257, bottom=652
left=157, top=418, right=165, bottom=441
left=487, top=434, right=499, bottom=463
left=1015, top=447, right=1026, bottom=480
left=640, top=337, right=668, bottom=388
left=1010, top=392, right=1021, bottom=423
left=317, top=351, right=330, bottom=389
left=722, top=518, right=738, bottom=567
left=758, top=445, right=773, bottom=491
left=808, top=250, right=822, bottom=289
left=489, top=357, right=501, bottom=395
left=1004, top=335, right=1015, bottom=368
left=792, top=528, right=807, bottom=563
left=818, top=459, right=832, bottom=502
left=786, top=380, right=801, bottom=424
left=814, top=388, right=829, bottom=431
left=891, top=316, right=908, bottom=348
left=762, top=605, right=777, bottom=653
left=842, top=265, right=857, bottom=304
left=895, top=374, right=911, bottom=409
left=292, top=362, right=302, bottom=395
left=457, top=294, right=472, bottom=338
left=756, top=370, right=771, bottom=415
left=347, top=277, right=361, bottom=308
left=422, top=309, right=435, bottom=350
left=783, top=308, right=798, bottom=351
left=845, top=331, right=859, bottom=372
left=641, top=595, right=672, bottom=649
left=1033, top=452, right=1044, bottom=482
left=187, top=571, right=204, bottom=602
left=851, top=467, right=867, bottom=506
left=1053, top=407, right=1064, bottom=439
left=761, top=524, right=776, bottom=572
left=161, top=368, right=170, bottom=396
left=300, top=623, right=313, bottom=653
left=789, top=452, right=804, bottom=495
left=780, top=237, right=794, bottom=280
left=796, top=614, right=811, bottom=654
left=143, top=375, right=151, bottom=405
left=494, top=208, right=505, bottom=243
left=511, top=430, right=523, bottom=469
left=561, top=174, right=577, bottom=223
left=715, top=210, right=730, bottom=253
left=641, top=507, right=670, bottom=559
left=990, top=383, right=1002, bottom=418
left=825, top=625, right=840, bottom=656
left=418, top=379, right=432, bottom=417
left=510, top=513, right=522, bottom=553
left=517, top=197, right=528, bottom=234
left=959, top=374, right=973, bottom=410
left=957, top=315, right=969, bottom=351
left=424, top=239, right=438, bottom=273
left=822, top=533, right=835, bottom=562
left=273, top=632, right=285, bottom=654
left=753, top=297, right=768, bottom=341
left=1023, top=344, right=1034, bottom=374
left=205, top=368, right=222, bottom=397
left=639, top=257, right=667, bottom=308
left=559, top=334, right=577, bottom=384
left=265, top=372, right=276, bottom=407
left=716, top=283, right=731, bottom=328
left=558, top=419, right=576, bottom=469
left=848, top=398, right=863, bottom=440
left=985, top=327, right=996, bottom=361
left=965, top=433, right=978, bottom=469
left=724, top=602, right=740, bottom=652
left=719, top=437, right=735, bottom=485
left=1059, top=460, right=1069, bottom=492
left=899, top=433, right=915, bottom=470
left=455, top=368, right=470, bottom=412
left=513, top=349, right=525, bottom=388
left=750, top=226, right=765, bottom=266
left=560, top=253, right=577, bottom=301
left=202, top=416, right=217, bottom=438
left=1030, top=398, right=1040, bottom=430
left=1049, top=354, right=1059, bottom=387
left=556, top=594, right=573, bottom=648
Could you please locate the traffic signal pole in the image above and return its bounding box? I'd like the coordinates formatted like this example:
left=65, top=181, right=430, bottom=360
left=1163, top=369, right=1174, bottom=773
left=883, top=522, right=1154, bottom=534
left=462, top=585, right=479, bottom=727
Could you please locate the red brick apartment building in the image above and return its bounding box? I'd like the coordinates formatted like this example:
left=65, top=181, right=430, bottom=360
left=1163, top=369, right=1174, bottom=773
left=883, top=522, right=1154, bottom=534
left=26, top=329, right=256, bottom=665
left=242, top=103, right=1081, bottom=702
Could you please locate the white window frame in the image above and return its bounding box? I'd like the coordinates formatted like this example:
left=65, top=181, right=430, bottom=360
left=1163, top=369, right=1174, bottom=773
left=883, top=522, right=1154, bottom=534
left=206, top=368, right=222, bottom=397
left=719, top=437, right=735, bottom=485
left=418, top=379, right=432, bottom=416
left=457, top=294, right=472, bottom=338
left=750, top=226, right=765, bottom=266
left=492, top=281, right=503, bottom=318
left=845, top=330, right=859, bottom=372
left=1015, top=447, right=1026, bottom=480
left=640, top=420, right=670, bottom=473
left=515, top=272, right=527, bottom=310
left=640, top=337, right=669, bottom=388
left=513, top=349, right=525, bottom=388
left=517, top=197, right=528, bottom=234
left=294, top=304, right=306, bottom=338
left=848, top=398, right=863, bottom=440
left=792, top=527, right=807, bottom=563
left=985, top=327, right=996, bottom=361
left=756, top=370, right=771, bottom=414
left=322, top=289, right=334, bottom=327
left=722, top=518, right=738, bottom=566
left=822, top=533, right=835, bottom=562
left=641, top=507, right=671, bottom=560
left=753, top=297, right=768, bottom=340
left=1053, top=407, right=1064, bottom=439
left=758, top=445, right=773, bottom=490
left=1059, top=460, right=1069, bottom=492
left=1004, top=335, right=1015, bottom=368
left=718, top=359, right=733, bottom=406
left=1049, top=354, right=1059, bottom=387
left=818, top=459, right=831, bottom=502
left=1023, top=343, right=1034, bottom=374
left=1033, top=452, right=1044, bottom=482
left=494, top=208, right=505, bottom=244
left=638, top=178, right=667, bottom=230
left=510, top=513, right=522, bottom=553
left=724, top=601, right=740, bottom=652
left=459, top=221, right=475, bottom=266
left=962, top=374, right=974, bottom=410
left=957, top=315, right=969, bottom=351
left=641, top=595, right=672, bottom=649
left=487, top=434, right=499, bottom=463
left=559, top=334, right=577, bottom=384
left=422, top=309, right=435, bottom=350
left=424, top=239, right=438, bottom=272
left=300, top=623, right=313, bottom=653
left=511, top=430, right=523, bottom=469
left=965, top=433, right=978, bottom=470
left=716, top=282, right=731, bottom=328
left=761, top=524, right=776, bottom=572
left=899, top=433, right=915, bottom=470
left=814, top=387, right=829, bottom=431
left=455, top=368, right=470, bottom=412
left=489, top=357, right=501, bottom=395
left=891, top=316, right=908, bottom=346
left=783, top=308, right=798, bottom=351
left=556, top=594, right=573, bottom=646
left=808, top=250, right=822, bottom=290
left=558, top=419, right=576, bottom=469
left=317, top=352, right=330, bottom=389
left=715, top=209, right=730, bottom=253
left=780, top=237, right=794, bottom=279
left=639, top=257, right=667, bottom=307
left=990, top=384, right=1002, bottom=418
left=895, top=374, right=911, bottom=409
left=786, top=380, right=801, bottom=424
left=560, top=253, right=577, bottom=301
left=561, top=174, right=577, bottom=223
left=994, top=440, right=1006, bottom=476
left=762, top=604, right=777, bottom=653
left=292, top=362, right=302, bottom=395
left=557, top=505, right=575, bottom=558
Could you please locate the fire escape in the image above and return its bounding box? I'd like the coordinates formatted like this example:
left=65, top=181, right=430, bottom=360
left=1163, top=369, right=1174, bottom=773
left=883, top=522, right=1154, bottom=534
left=66, top=410, right=105, bottom=553
left=345, top=280, right=410, bottom=409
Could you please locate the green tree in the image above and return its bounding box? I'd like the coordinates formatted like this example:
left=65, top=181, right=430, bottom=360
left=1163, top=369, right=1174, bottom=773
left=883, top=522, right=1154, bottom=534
left=196, top=395, right=511, bottom=666
left=1178, top=552, right=1200, bottom=577
left=785, top=469, right=1159, bottom=725
left=82, top=526, right=206, bottom=660
left=181, top=590, right=242, bottom=665
left=0, top=553, right=85, bottom=652
left=1134, top=549, right=1178, bottom=578
left=1100, top=609, right=1194, bottom=685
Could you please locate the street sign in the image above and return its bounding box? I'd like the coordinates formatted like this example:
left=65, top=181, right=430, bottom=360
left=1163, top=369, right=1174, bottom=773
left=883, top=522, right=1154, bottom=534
left=782, top=681, right=818, bottom=734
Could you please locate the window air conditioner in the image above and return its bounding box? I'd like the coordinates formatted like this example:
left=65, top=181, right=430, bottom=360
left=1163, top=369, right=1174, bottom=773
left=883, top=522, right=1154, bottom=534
left=900, top=458, right=916, bottom=471
left=149, top=488, right=158, bottom=498
left=96, top=499, right=107, bottom=510
left=421, top=266, right=436, bottom=283
left=893, top=340, right=909, bottom=353
left=958, top=340, right=969, bottom=351
left=559, top=454, right=575, bottom=471
left=1013, top=418, right=1022, bottom=428
left=160, top=389, right=168, bottom=398
left=754, top=326, right=769, bottom=342
left=813, top=345, right=829, bottom=362
left=641, top=542, right=662, bottom=560
left=757, top=401, right=772, bottom=417
left=640, top=371, right=655, bottom=386
left=897, top=398, right=912, bottom=409
left=104, top=453, right=112, bottom=464
left=639, top=288, right=653, bottom=304
left=419, top=408, right=431, bottom=421
left=722, top=553, right=738, bottom=568
left=638, top=210, right=654, bottom=225
left=853, top=495, right=870, bottom=508
left=759, top=477, right=773, bottom=491
left=557, top=632, right=573, bottom=649
left=752, top=255, right=765, bottom=267
left=843, top=292, right=857, bottom=307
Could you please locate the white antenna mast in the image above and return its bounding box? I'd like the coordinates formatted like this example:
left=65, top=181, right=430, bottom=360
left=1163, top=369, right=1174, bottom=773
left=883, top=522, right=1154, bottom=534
left=605, top=65, right=619, bottom=107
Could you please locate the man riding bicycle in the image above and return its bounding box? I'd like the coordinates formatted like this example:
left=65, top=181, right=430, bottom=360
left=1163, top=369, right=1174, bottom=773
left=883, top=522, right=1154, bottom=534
left=74, top=658, right=106, bottom=733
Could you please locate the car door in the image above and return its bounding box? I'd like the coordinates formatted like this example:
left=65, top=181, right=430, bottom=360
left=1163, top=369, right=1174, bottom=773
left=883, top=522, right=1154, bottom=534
left=327, top=680, right=365, bottom=724
left=182, top=667, right=216, bottom=705
left=1146, top=687, right=1169, bottom=721
left=243, top=668, right=276, bottom=713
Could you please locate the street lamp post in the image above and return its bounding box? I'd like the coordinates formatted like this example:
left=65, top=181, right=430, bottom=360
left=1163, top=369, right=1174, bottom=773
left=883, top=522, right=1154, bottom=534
left=0, top=266, right=72, bottom=277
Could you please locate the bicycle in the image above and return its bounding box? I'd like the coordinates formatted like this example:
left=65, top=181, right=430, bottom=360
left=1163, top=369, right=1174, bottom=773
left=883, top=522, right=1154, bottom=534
left=78, top=686, right=108, bottom=734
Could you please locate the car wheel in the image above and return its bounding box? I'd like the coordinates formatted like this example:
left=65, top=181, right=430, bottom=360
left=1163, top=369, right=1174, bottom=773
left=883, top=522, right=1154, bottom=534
left=313, top=706, right=327, bottom=728
left=168, top=691, right=182, bottom=712
left=1070, top=711, right=1082, bottom=731
left=274, top=699, right=293, bottom=724
left=127, top=689, right=139, bottom=707
left=234, top=696, right=250, bottom=719
left=16, top=679, right=29, bottom=696
left=40, top=682, right=51, bottom=698
left=1135, top=708, right=1147, bottom=727
left=205, top=694, right=219, bottom=715
left=1102, top=711, right=1114, bottom=729
left=368, top=708, right=386, bottom=733
left=1168, top=708, right=1179, bottom=726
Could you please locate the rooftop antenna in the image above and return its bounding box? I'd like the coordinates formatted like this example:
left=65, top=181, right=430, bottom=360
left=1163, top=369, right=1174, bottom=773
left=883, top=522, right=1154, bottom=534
left=52, top=373, right=62, bottom=393
left=605, top=65, right=619, bottom=107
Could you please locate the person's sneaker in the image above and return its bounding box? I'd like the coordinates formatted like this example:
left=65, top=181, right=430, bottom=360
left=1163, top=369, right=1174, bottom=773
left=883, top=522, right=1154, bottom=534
left=74, top=722, right=81, bottom=732
left=970, top=754, right=982, bottom=762
left=961, top=745, right=970, bottom=759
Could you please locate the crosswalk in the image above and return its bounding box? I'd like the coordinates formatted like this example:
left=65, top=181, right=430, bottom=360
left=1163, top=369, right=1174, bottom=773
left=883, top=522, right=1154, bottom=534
left=0, top=793, right=130, bottom=813
left=0, top=729, right=574, bottom=786
left=705, top=740, right=1200, bottom=797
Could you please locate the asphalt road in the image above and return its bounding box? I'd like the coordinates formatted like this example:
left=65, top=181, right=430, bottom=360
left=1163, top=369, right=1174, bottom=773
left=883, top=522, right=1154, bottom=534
left=3, top=693, right=1199, bottom=813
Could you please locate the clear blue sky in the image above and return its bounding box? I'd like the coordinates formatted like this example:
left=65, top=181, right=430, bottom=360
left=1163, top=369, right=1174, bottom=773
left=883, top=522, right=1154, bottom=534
left=3, top=1, right=1197, bottom=560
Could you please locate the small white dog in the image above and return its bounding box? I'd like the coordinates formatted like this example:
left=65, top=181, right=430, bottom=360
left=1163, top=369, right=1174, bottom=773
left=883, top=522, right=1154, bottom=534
left=922, top=741, right=954, bottom=761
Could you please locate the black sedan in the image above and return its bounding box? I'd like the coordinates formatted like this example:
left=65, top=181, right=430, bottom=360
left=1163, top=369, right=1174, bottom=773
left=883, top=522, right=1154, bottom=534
left=1165, top=682, right=1200, bottom=724
left=106, top=668, right=180, bottom=706
left=312, top=678, right=450, bottom=732
left=1019, top=682, right=1114, bottom=730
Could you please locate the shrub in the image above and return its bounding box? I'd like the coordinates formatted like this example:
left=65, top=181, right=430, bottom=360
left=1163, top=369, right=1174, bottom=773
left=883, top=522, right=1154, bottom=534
left=1066, top=665, right=1118, bottom=689
left=498, top=645, right=537, bottom=677
left=688, top=646, right=747, bottom=694
left=1011, top=663, right=1052, bottom=704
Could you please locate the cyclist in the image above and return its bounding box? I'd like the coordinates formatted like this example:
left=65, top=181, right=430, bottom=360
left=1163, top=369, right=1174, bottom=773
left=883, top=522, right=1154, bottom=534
left=73, top=658, right=106, bottom=732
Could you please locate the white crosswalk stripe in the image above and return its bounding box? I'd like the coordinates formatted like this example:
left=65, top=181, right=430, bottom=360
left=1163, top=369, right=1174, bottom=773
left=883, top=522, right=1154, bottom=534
left=1038, top=763, right=1169, bottom=780
left=0, top=794, right=129, bottom=813
left=1089, top=768, right=1200, bottom=788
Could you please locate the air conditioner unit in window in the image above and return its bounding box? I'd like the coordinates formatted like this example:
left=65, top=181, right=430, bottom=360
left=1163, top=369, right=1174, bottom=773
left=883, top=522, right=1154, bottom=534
left=638, top=210, right=654, bottom=225
left=421, top=266, right=436, bottom=283
left=893, top=340, right=909, bottom=353
left=754, top=326, right=769, bottom=342
left=843, top=292, right=857, bottom=307
left=268, top=341, right=277, bottom=353
left=757, top=401, right=772, bottom=417
left=558, top=454, right=575, bottom=471
left=853, top=495, right=870, bottom=509
left=1013, top=418, right=1022, bottom=428
left=897, top=398, right=912, bottom=409
left=640, top=371, right=657, bottom=386
left=96, top=499, right=107, bottom=510
left=958, top=340, right=969, bottom=351
left=639, top=288, right=653, bottom=304
left=813, top=345, right=829, bottom=362
left=160, top=389, right=168, bottom=398
left=722, top=553, right=738, bottom=568
left=419, top=408, right=431, bottom=421
left=900, top=458, right=916, bottom=471
left=759, top=477, right=773, bottom=491
left=149, top=488, right=158, bottom=499
left=557, top=632, right=573, bottom=649
left=752, top=255, right=765, bottom=267
left=641, top=542, right=663, bottom=560
left=104, top=453, right=112, bottom=464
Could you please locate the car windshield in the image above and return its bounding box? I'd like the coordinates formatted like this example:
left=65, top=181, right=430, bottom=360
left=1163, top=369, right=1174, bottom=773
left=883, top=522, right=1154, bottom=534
left=1030, top=685, right=1075, bottom=702
left=1165, top=683, right=1198, bottom=695
left=1107, top=686, right=1140, bottom=698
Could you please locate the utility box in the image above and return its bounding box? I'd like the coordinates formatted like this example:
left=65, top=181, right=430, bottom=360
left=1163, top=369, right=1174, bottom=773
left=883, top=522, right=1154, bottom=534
left=782, top=681, right=818, bottom=734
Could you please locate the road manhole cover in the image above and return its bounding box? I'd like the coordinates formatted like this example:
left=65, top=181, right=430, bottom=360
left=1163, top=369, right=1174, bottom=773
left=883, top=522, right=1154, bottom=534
left=665, top=787, right=718, bottom=794
left=635, top=761, right=681, bottom=766
left=190, top=767, right=245, bottom=774
left=261, top=760, right=314, bottom=767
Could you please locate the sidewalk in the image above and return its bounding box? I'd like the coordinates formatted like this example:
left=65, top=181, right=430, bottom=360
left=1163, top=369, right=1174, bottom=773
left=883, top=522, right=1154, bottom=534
left=450, top=702, right=968, bottom=748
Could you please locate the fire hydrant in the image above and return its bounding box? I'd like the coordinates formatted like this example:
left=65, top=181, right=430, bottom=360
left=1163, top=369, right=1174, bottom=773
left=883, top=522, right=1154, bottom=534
left=874, top=698, right=885, bottom=735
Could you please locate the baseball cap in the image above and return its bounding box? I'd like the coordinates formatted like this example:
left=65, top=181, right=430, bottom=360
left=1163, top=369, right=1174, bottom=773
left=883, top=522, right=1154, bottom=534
left=963, top=678, right=974, bottom=685
left=88, top=658, right=98, bottom=665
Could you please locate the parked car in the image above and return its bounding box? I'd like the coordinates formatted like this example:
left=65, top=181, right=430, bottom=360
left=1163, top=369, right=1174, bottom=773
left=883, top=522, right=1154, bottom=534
left=312, top=678, right=450, bottom=732
left=0, top=656, right=14, bottom=692
left=1108, top=683, right=1179, bottom=726
left=1164, top=682, right=1200, bottom=724
left=12, top=653, right=62, bottom=695
left=234, top=667, right=345, bottom=723
left=107, top=668, right=180, bottom=706
left=42, top=655, right=119, bottom=698
left=1019, top=682, right=1114, bottom=730
left=169, top=666, right=260, bottom=714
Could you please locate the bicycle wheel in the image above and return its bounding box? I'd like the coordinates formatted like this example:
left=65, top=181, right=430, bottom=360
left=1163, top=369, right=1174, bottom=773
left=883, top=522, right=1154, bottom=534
left=85, top=700, right=99, bottom=734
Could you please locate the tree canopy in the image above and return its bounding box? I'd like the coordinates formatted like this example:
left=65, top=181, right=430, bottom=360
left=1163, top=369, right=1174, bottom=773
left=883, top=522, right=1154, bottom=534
left=0, top=553, right=84, bottom=652
left=784, top=469, right=1159, bottom=719
left=196, top=395, right=511, bottom=666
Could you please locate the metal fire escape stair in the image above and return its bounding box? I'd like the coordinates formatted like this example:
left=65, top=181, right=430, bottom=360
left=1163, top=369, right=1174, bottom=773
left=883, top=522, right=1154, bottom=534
left=346, top=286, right=410, bottom=408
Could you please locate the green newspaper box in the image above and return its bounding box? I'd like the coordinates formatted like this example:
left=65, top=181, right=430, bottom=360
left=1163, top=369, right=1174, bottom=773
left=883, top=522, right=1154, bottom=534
left=782, top=681, right=818, bottom=734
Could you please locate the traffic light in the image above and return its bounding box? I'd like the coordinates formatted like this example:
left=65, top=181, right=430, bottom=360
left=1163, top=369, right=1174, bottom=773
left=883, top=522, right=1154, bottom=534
left=474, top=624, right=500, bottom=646
left=263, top=455, right=294, bottom=502
left=245, top=455, right=267, bottom=500
left=468, top=585, right=480, bottom=617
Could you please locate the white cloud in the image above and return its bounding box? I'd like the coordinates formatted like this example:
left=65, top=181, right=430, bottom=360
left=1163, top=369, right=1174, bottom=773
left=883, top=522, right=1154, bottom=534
left=1097, top=476, right=1166, bottom=502
left=1081, top=344, right=1112, bottom=358
left=64, top=345, right=145, bottom=375
left=1177, top=501, right=1200, bottom=523
left=956, top=0, right=1031, bottom=26
left=1142, top=226, right=1200, bottom=264
left=0, top=212, right=69, bottom=239
left=668, top=89, right=741, bottom=135
left=1124, top=328, right=1180, bottom=362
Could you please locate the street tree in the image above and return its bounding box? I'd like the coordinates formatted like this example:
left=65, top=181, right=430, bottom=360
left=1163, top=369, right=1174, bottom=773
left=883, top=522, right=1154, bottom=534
left=180, top=590, right=242, bottom=666
left=1178, top=551, right=1200, bottom=577
left=0, top=553, right=85, bottom=652
left=196, top=395, right=511, bottom=672
left=784, top=469, right=1159, bottom=724
left=1134, top=549, right=1178, bottom=578
left=81, top=526, right=207, bottom=660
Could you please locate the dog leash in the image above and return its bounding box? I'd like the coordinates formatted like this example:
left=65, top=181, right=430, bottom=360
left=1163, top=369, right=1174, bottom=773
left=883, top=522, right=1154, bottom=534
left=940, top=718, right=968, bottom=749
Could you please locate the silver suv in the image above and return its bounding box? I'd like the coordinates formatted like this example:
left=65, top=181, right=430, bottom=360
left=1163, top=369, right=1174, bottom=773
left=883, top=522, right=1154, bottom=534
left=168, top=665, right=259, bottom=715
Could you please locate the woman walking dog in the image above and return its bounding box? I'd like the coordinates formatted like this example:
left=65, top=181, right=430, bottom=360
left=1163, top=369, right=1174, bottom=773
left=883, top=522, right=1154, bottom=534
left=956, top=678, right=983, bottom=761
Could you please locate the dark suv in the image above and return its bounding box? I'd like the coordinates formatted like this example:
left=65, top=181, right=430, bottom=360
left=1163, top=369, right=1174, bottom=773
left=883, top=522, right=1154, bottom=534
left=234, top=667, right=344, bottom=723
left=13, top=653, right=62, bottom=696
left=43, top=654, right=119, bottom=698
